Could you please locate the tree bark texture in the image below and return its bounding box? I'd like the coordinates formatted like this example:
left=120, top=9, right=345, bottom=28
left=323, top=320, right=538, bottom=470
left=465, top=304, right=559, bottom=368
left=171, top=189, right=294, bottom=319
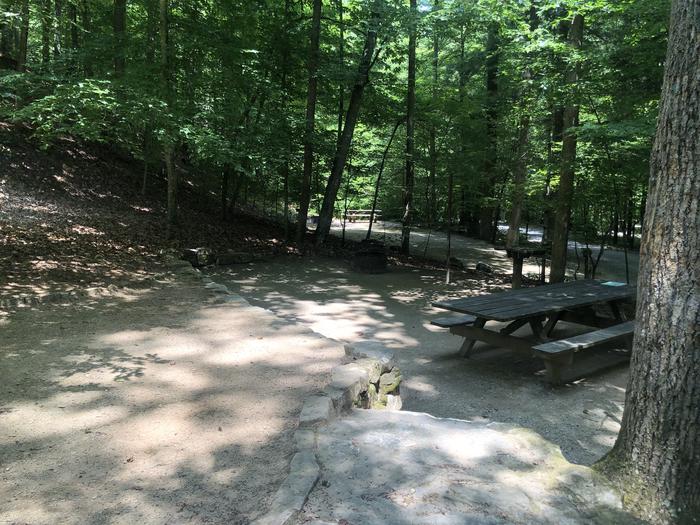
left=549, top=13, right=583, bottom=283
left=113, top=0, right=127, bottom=76
left=17, top=0, right=29, bottom=71
left=295, top=0, right=322, bottom=244
left=160, top=0, right=177, bottom=234
left=315, top=2, right=380, bottom=247
left=598, top=2, right=700, bottom=523
left=401, top=0, right=418, bottom=255
left=478, top=24, right=500, bottom=241
left=506, top=114, right=530, bottom=248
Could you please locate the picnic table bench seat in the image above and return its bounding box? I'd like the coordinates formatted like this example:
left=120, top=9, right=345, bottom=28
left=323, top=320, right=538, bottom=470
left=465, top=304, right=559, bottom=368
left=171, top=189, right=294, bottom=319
left=431, top=314, right=477, bottom=329
left=533, top=321, right=635, bottom=385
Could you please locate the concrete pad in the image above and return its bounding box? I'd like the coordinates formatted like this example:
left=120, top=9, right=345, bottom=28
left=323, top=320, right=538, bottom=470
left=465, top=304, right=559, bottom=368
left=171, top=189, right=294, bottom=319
left=296, top=410, right=640, bottom=525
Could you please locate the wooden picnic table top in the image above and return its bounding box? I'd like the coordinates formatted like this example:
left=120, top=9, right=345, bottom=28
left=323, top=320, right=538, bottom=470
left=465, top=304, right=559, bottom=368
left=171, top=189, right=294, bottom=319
left=432, top=280, right=635, bottom=322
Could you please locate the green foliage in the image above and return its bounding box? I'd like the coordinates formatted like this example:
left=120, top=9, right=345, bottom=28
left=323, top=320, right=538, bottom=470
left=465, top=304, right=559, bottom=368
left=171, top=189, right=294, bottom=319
left=0, top=0, right=671, bottom=241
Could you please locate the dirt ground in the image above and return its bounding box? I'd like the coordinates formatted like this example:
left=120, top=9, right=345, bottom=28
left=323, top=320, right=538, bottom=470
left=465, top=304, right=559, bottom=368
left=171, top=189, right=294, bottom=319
left=215, top=255, right=628, bottom=467
left=0, top=269, right=344, bottom=524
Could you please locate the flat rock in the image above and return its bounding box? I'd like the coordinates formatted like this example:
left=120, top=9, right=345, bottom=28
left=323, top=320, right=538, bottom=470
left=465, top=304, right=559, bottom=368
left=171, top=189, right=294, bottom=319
left=330, top=363, right=369, bottom=400
left=345, top=341, right=396, bottom=372
left=299, top=396, right=333, bottom=427
left=296, top=410, right=640, bottom=525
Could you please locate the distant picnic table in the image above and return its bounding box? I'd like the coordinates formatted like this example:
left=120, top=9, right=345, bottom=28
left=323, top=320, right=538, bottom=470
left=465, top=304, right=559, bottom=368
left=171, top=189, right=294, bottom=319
left=344, top=209, right=381, bottom=223
left=432, top=280, right=636, bottom=384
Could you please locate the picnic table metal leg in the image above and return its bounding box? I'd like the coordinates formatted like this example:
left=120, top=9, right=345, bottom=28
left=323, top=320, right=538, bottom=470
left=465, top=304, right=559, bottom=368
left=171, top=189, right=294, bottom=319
left=459, top=318, right=486, bottom=358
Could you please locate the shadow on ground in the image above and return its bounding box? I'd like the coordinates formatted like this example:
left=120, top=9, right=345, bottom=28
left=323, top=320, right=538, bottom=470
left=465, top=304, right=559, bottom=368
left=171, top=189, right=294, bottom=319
left=0, top=274, right=343, bottom=524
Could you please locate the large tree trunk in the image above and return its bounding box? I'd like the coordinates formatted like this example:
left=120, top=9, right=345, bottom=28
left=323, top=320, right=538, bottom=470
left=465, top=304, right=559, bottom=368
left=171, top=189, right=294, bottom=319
left=549, top=13, right=584, bottom=283
left=295, top=0, right=322, bottom=244
left=400, top=0, right=417, bottom=254
left=315, top=2, right=380, bottom=247
left=17, top=0, right=29, bottom=71
left=478, top=24, right=500, bottom=241
left=113, top=0, right=126, bottom=76
left=597, top=2, right=700, bottom=523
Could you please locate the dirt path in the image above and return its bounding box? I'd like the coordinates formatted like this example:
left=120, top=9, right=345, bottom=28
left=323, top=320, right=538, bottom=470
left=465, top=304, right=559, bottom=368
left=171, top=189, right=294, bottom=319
left=216, top=256, right=627, bottom=466
left=0, top=269, right=343, bottom=524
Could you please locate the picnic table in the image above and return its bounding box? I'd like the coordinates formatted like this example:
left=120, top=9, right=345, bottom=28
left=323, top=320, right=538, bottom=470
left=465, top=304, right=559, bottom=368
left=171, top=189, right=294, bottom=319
left=432, top=280, right=636, bottom=384
left=505, top=246, right=548, bottom=288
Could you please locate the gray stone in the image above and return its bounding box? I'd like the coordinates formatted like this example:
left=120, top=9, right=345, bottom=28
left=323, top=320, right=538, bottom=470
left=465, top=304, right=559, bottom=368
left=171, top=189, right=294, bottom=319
left=330, top=364, right=369, bottom=400
left=344, top=340, right=395, bottom=372
left=252, top=450, right=319, bottom=525
left=353, top=358, right=382, bottom=384
left=385, top=394, right=402, bottom=411
left=204, top=282, right=230, bottom=294
left=378, top=368, right=401, bottom=395
left=476, top=261, right=494, bottom=274
left=322, top=386, right=352, bottom=415
left=182, top=247, right=215, bottom=267
left=299, top=396, right=333, bottom=427
left=294, top=429, right=316, bottom=451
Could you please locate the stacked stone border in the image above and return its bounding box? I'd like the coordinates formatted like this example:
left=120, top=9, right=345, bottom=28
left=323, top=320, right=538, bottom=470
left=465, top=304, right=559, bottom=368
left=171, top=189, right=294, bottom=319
left=252, top=341, right=401, bottom=525
left=163, top=254, right=403, bottom=525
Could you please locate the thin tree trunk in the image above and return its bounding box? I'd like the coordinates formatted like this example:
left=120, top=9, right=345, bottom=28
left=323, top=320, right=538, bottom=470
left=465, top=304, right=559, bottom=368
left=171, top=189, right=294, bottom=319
left=53, top=0, right=62, bottom=58
left=17, top=0, right=29, bottom=71
left=113, top=0, right=126, bottom=76
left=160, top=0, right=176, bottom=236
left=478, top=24, right=500, bottom=241
left=367, top=118, right=403, bottom=240
left=506, top=114, right=530, bottom=248
left=549, top=13, right=584, bottom=283
left=401, top=0, right=418, bottom=255
left=69, top=1, right=78, bottom=51
left=597, top=3, right=700, bottom=522
left=295, top=0, right=322, bottom=244
left=506, top=3, right=538, bottom=249
left=280, top=0, right=292, bottom=240
left=428, top=0, right=440, bottom=231
left=81, top=0, right=92, bottom=75
left=315, top=2, right=380, bottom=247
left=336, top=0, right=344, bottom=145
left=41, top=0, right=52, bottom=66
